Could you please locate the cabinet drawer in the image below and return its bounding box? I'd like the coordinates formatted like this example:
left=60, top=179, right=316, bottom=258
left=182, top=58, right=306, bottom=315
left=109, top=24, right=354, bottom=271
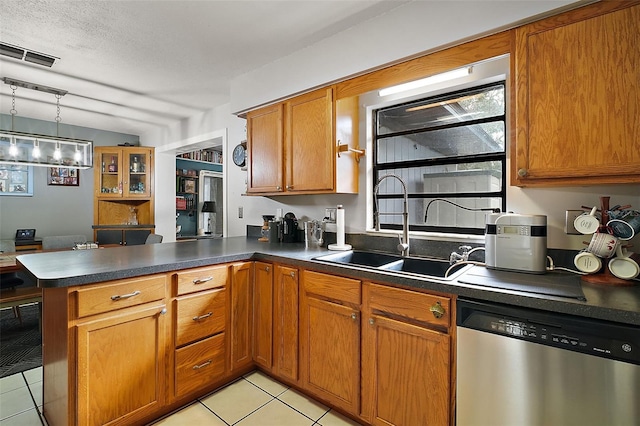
left=175, top=289, right=226, bottom=347
left=175, top=333, right=226, bottom=398
left=302, top=270, right=360, bottom=305
left=75, top=274, right=167, bottom=319
left=367, top=283, right=451, bottom=329
left=175, top=265, right=228, bottom=296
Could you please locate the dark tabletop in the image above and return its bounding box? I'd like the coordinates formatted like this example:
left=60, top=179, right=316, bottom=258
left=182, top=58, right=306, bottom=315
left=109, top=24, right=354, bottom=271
left=17, top=237, right=640, bottom=326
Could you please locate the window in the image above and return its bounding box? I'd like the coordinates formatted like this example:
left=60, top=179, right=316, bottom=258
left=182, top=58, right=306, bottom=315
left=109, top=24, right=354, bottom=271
left=373, top=82, right=506, bottom=235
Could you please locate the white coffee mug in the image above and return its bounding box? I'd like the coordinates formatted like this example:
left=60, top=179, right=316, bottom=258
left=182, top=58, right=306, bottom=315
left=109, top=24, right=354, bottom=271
left=608, top=245, right=640, bottom=280
left=574, top=250, right=602, bottom=274
left=574, top=207, right=600, bottom=235
left=586, top=232, right=619, bottom=258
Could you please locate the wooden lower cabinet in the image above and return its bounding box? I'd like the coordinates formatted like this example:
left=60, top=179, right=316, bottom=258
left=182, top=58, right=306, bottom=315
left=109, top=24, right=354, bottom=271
left=253, top=261, right=273, bottom=369
left=273, top=264, right=299, bottom=383
left=300, top=270, right=361, bottom=415
left=361, top=282, right=453, bottom=426
left=76, top=304, right=168, bottom=426
left=175, top=333, right=226, bottom=397
left=230, top=262, right=253, bottom=371
left=172, top=265, right=230, bottom=401
left=43, top=274, right=169, bottom=426
left=42, top=262, right=455, bottom=426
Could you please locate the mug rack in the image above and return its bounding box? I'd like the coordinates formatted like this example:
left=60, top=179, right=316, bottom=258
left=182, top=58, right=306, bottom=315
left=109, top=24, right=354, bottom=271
left=581, top=196, right=634, bottom=286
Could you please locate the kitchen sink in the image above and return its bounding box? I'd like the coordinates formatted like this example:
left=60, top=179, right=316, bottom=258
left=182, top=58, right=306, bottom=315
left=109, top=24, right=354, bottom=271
left=313, top=250, right=472, bottom=280
left=379, top=257, right=471, bottom=279
left=313, top=250, right=402, bottom=267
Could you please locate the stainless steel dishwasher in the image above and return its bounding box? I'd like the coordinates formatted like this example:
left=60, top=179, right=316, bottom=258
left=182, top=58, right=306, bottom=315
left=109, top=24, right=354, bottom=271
left=456, top=299, right=640, bottom=426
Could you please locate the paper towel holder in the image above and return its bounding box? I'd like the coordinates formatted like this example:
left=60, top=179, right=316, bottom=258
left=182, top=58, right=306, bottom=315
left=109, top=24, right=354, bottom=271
left=328, top=205, right=352, bottom=251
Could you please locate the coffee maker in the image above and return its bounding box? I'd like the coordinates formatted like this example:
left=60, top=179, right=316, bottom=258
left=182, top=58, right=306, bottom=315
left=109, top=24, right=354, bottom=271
left=281, top=212, right=298, bottom=243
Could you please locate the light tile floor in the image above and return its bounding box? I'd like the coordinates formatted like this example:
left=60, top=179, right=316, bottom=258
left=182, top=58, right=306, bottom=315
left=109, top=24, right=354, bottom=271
left=0, top=368, right=362, bottom=426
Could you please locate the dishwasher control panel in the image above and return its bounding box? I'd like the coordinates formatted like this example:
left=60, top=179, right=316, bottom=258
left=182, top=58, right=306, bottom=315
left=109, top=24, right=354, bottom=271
left=458, top=299, right=639, bottom=365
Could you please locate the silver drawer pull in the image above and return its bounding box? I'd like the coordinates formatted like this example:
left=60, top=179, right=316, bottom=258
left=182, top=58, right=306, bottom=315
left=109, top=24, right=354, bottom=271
left=193, top=276, right=213, bottom=284
left=110, top=290, right=140, bottom=301
left=192, top=360, right=212, bottom=370
left=193, top=311, right=213, bottom=321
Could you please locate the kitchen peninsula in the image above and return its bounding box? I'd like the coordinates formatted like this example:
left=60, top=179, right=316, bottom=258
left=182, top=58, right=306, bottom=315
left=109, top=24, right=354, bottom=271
left=18, top=238, right=640, bottom=426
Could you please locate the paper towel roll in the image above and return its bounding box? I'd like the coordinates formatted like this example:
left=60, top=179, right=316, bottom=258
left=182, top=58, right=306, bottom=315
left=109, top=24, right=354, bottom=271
left=336, top=206, right=345, bottom=246
left=328, top=205, right=352, bottom=251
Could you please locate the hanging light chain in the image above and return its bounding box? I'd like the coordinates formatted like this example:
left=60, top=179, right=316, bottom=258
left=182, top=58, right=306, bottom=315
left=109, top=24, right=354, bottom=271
left=55, top=93, right=62, bottom=136
left=10, top=84, right=18, bottom=132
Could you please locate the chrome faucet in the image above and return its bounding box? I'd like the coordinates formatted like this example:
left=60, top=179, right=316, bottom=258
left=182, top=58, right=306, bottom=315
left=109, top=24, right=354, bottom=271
left=450, top=245, right=472, bottom=265
left=374, top=174, right=409, bottom=257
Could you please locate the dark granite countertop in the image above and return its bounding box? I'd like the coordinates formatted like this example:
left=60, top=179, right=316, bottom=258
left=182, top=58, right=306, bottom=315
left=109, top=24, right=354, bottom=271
left=17, top=237, right=640, bottom=326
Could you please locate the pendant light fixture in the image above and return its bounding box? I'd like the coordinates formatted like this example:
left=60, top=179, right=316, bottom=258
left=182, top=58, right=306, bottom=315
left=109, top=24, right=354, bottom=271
left=0, top=77, right=93, bottom=169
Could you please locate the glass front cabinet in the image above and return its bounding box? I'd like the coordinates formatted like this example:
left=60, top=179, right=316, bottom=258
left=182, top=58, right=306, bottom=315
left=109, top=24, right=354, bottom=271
left=96, top=147, right=153, bottom=198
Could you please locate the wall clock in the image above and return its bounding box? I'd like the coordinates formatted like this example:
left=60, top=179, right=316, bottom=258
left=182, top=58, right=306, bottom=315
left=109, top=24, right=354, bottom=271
left=232, top=142, right=246, bottom=167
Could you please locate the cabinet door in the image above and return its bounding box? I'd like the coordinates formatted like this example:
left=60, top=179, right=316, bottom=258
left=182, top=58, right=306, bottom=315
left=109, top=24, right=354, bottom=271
left=253, top=261, right=273, bottom=370
left=96, top=148, right=124, bottom=197
left=273, top=265, right=299, bottom=382
left=247, top=104, right=284, bottom=193
left=123, top=148, right=153, bottom=198
left=514, top=2, right=640, bottom=186
left=96, top=229, right=123, bottom=245
left=230, top=262, right=253, bottom=371
left=285, top=87, right=334, bottom=192
left=300, top=296, right=360, bottom=414
left=123, top=229, right=151, bottom=245
left=362, top=314, right=450, bottom=426
left=76, top=303, right=167, bottom=426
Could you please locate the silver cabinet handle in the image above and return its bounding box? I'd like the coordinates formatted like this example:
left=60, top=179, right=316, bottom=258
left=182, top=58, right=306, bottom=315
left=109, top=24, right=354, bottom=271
left=276, top=186, right=282, bottom=191
left=192, top=360, right=212, bottom=370
left=351, top=313, right=357, bottom=321
left=193, top=312, right=213, bottom=321
left=290, top=271, right=295, bottom=278
left=111, top=290, right=140, bottom=301
left=160, top=308, right=167, bottom=315
left=369, top=318, right=375, bottom=325
left=265, top=266, right=270, bottom=272
left=193, top=276, right=213, bottom=284
left=286, top=185, right=293, bottom=190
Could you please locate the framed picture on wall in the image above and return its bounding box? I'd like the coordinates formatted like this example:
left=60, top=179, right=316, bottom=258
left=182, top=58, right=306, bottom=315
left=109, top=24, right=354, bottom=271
left=0, top=165, right=33, bottom=196
left=48, top=167, right=79, bottom=186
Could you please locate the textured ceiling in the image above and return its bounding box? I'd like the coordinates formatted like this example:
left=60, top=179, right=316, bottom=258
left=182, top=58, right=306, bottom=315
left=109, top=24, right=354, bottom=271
left=0, top=0, right=405, bottom=136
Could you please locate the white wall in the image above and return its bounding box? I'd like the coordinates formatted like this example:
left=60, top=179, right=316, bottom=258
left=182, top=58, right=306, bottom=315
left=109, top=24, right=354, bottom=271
left=230, top=0, right=590, bottom=113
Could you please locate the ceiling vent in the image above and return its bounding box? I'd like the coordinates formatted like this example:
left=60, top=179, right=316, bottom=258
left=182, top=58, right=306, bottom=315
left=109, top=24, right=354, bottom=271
left=0, top=42, right=57, bottom=67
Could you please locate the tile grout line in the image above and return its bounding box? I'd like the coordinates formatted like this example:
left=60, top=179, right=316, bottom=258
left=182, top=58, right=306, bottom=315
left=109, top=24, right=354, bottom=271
left=22, top=370, right=45, bottom=426
left=193, top=400, right=231, bottom=426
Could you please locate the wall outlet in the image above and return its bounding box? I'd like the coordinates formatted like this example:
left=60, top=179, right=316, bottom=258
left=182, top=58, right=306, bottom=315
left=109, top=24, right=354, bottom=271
left=565, top=210, right=583, bottom=235
left=238, top=206, right=243, bottom=219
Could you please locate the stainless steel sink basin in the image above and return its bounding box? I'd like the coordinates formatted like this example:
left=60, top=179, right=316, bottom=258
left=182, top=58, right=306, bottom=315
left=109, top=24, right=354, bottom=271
left=313, top=250, right=472, bottom=280
left=313, top=250, right=402, bottom=267
left=379, top=257, right=471, bottom=279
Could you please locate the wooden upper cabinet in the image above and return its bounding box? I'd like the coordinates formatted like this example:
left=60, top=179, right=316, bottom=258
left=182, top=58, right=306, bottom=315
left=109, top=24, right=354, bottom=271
left=514, top=1, right=640, bottom=186
left=285, top=88, right=334, bottom=192
left=246, top=104, right=283, bottom=193
left=246, top=87, right=358, bottom=195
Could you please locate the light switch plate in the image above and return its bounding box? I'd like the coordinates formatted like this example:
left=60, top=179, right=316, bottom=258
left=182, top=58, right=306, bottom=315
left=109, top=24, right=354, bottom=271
left=238, top=206, right=243, bottom=219
left=565, top=210, right=583, bottom=234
